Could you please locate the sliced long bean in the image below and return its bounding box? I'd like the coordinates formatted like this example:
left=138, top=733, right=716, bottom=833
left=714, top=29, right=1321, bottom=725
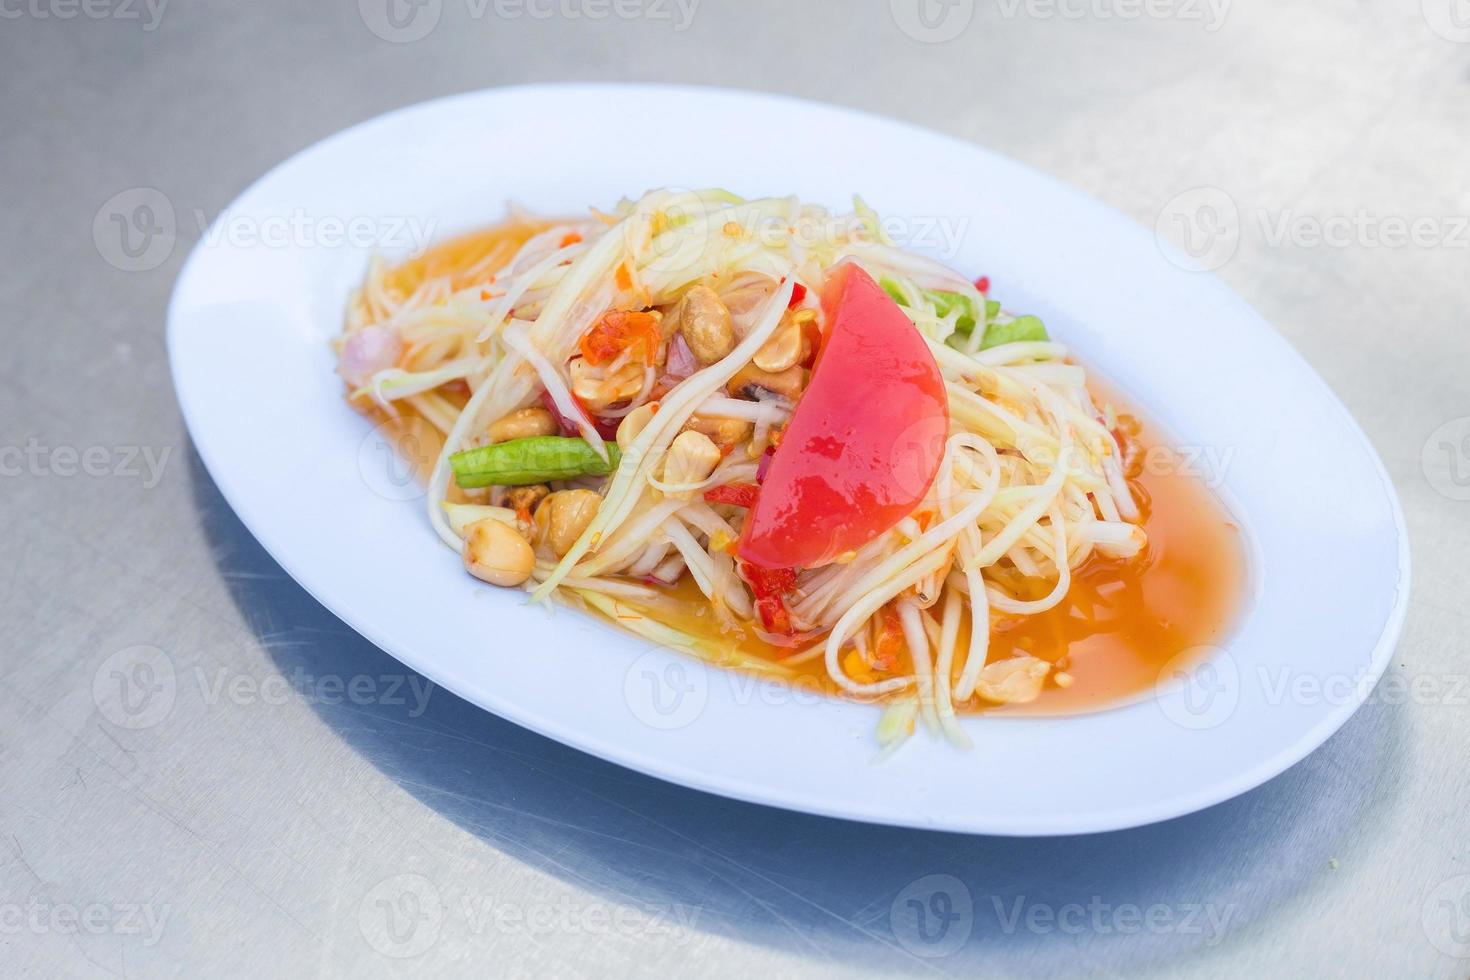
left=450, top=437, right=621, bottom=488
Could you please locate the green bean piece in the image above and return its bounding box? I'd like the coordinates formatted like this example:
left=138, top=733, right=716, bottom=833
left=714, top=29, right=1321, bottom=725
left=450, top=436, right=621, bottom=488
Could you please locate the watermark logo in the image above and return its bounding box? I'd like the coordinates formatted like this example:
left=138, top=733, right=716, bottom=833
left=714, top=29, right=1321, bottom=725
left=358, top=415, right=439, bottom=502
left=890, top=874, right=973, bottom=958
left=623, top=649, right=708, bottom=730
left=1158, top=187, right=1470, bottom=271
left=1423, top=417, right=1470, bottom=501
left=1155, top=187, right=1240, bottom=272
left=95, top=188, right=438, bottom=271
left=1020, top=439, right=1235, bottom=492
left=1137, top=442, right=1235, bottom=489
left=889, top=0, right=975, bottom=42
left=359, top=874, right=445, bottom=958
left=1155, top=645, right=1238, bottom=730
left=93, top=646, right=176, bottom=730
left=358, top=878, right=701, bottom=954
left=619, top=202, right=971, bottom=285
left=93, top=187, right=175, bottom=272
left=360, top=0, right=442, bottom=41
left=1423, top=0, right=1470, bottom=42
left=1422, top=874, right=1470, bottom=958
left=194, top=207, right=438, bottom=253
left=884, top=410, right=955, bottom=505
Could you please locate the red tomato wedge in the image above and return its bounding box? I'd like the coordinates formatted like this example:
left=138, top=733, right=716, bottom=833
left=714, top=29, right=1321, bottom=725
left=737, top=264, right=949, bottom=569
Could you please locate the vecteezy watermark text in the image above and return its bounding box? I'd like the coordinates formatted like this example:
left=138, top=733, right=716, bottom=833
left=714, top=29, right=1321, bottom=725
left=94, top=186, right=438, bottom=272
left=0, top=440, right=171, bottom=488
left=991, top=894, right=1236, bottom=946
left=93, top=646, right=436, bottom=730
left=889, top=0, right=1229, bottom=43
left=995, top=0, right=1230, bottom=30
left=0, top=0, right=167, bottom=31
left=194, top=666, right=435, bottom=717
left=1257, top=210, right=1470, bottom=250
left=357, top=873, right=700, bottom=958
left=359, top=0, right=700, bottom=43
left=888, top=875, right=1237, bottom=958
left=1156, top=186, right=1470, bottom=271
left=0, top=900, right=170, bottom=946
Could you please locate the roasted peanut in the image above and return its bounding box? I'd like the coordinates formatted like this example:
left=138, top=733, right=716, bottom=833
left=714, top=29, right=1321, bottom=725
left=540, top=489, right=601, bottom=557
left=974, top=656, right=1051, bottom=704
left=728, top=362, right=805, bottom=401
left=753, top=309, right=813, bottom=373
left=569, top=357, right=645, bottom=412
left=616, top=402, right=659, bottom=450
left=670, top=285, right=734, bottom=364
left=682, top=414, right=753, bottom=448
left=488, top=407, right=558, bottom=443
left=462, top=518, right=535, bottom=587
left=660, top=430, right=721, bottom=492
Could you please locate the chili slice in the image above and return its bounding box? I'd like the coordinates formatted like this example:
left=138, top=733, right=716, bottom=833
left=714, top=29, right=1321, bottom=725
left=740, top=562, right=798, bottom=635
left=703, top=483, right=760, bottom=508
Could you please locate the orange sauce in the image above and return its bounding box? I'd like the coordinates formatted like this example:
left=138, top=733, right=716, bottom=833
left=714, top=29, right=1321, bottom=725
left=972, top=411, right=1245, bottom=715
left=363, top=223, right=1247, bottom=718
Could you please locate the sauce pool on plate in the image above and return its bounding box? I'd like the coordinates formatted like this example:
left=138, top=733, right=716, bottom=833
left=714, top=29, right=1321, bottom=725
left=609, top=404, right=1246, bottom=717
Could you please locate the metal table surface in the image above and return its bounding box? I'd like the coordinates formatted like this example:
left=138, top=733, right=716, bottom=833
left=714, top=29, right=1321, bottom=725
left=3, top=1, right=1467, bottom=977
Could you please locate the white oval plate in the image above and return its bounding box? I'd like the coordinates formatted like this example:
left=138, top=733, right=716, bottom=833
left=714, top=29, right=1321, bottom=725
left=168, top=84, right=1409, bottom=835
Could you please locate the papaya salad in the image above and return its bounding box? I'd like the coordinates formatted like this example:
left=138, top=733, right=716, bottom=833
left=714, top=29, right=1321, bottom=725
left=336, top=189, right=1238, bottom=750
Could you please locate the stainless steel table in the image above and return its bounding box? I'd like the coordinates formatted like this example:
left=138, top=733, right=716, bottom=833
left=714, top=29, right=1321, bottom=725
left=4, top=2, right=1467, bottom=976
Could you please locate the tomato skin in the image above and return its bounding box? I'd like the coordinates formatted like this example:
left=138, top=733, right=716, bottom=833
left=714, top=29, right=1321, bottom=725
left=737, top=264, right=949, bottom=569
